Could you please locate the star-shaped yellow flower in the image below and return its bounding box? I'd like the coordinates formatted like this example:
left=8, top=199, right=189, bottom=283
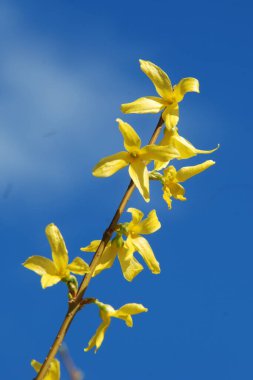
left=123, top=207, right=161, bottom=276
left=81, top=208, right=161, bottom=281
left=121, top=59, right=199, bottom=130
left=31, top=358, right=60, bottom=380
left=84, top=300, right=148, bottom=353
left=154, top=127, right=219, bottom=170
left=92, top=118, right=178, bottom=202
left=23, top=224, right=90, bottom=288
left=160, top=160, right=215, bottom=209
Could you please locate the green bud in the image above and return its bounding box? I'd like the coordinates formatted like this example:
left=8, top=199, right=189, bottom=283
left=112, top=233, right=124, bottom=248
left=63, top=275, right=79, bottom=298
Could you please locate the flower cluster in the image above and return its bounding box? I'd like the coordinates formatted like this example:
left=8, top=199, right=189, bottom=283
left=25, top=59, right=218, bottom=378
left=81, top=207, right=161, bottom=281
left=82, top=59, right=218, bottom=350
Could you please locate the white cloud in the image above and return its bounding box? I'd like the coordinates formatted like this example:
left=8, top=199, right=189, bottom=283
left=0, top=2, right=123, bottom=199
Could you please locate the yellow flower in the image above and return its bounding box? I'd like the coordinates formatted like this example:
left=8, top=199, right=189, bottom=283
left=92, top=118, right=178, bottom=202
left=81, top=208, right=161, bottom=281
left=155, top=127, right=219, bottom=170
left=81, top=238, right=143, bottom=281
left=23, top=224, right=90, bottom=288
left=31, top=358, right=60, bottom=380
left=161, top=160, right=215, bottom=209
left=121, top=59, right=199, bottom=130
left=123, top=207, right=161, bottom=276
left=84, top=300, right=148, bottom=352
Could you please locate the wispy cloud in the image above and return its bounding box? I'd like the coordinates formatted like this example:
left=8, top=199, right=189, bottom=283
left=0, top=2, right=125, bottom=200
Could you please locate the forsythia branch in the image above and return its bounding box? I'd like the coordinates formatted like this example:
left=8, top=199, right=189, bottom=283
left=34, top=114, right=164, bottom=380
left=26, top=59, right=218, bottom=380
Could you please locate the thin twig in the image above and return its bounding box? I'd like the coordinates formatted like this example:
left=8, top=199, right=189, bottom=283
left=35, top=115, right=164, bottom=380
left=59, top=343, right=84, bottom=380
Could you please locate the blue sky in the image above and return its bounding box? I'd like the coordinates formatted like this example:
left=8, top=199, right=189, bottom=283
left=1, top=0, right=252, bottom=379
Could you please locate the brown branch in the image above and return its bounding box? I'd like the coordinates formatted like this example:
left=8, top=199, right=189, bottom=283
left=35, top=114, right=164, bottom=380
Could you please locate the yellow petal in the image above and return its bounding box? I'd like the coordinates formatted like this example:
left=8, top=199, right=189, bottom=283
left=23, top=255, right=57, bottom=276
left=173, top=77, right=200, bottom=103
left=153, top=129, right=175, bottom=170
left=111, top=309, right=134, bottom=327
left=31, top=360, right=42, bottom=373
left=169, top=183, right=186, bottom=201
left=121, top=314, right=133, bottom=327
left=116, top=118, right=141, bottom=151
left=131, top=236, right=160, bottom=274
left=116, top=303, right=148, bottom=315
left=139, top=59, right=173, bottom=100
left=140, top=144, right=179, bottom=162
left=67, top=257, right=90, bottom=275
left=129, top=160, right=150, bottom=202
left=161, top=128, right=219, bottom=160
left=46, top=224, right=69, bottom=275
left=176, top=160, right=215, bottom=182
left=41, top=273, right=62, bottom=289
left=23, top=257, right=61, bottom=288
left=121, top=96, right=166, bottom=114
left=127, top=207, right=144, bottom=224
left=163, top=185, right=172, bottom=209
left=158, top=127, right=172, bottom=146
left=117, top=244, right=143, bottom=282
left=44, top=359, right=60, bottom=380
left=93, top=242, right=118, bottom=277
left=84, top=318, right=111, bottom=353
left=179, top=141, right=219, bottom=159
left=31, top=359, right=60, bottom=380
left=154, top=160, right=169, bottom=171
left=81, top=240, right=101, bottom=252
left=49, top=359, right=61, bottom=380
left=132, top=209, right=161, bottom=235
left=92, top=152, right=129, bottom=177
left=113, top=303, right=148, bottom=327
left=112, top=303, right=148, bottom=327
left=162, top=103, right=179, bottom=130
left=81, top=239, right=117, bottom=277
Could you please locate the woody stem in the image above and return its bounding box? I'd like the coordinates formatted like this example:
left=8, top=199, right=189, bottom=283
left=35, top=115, right=164, bottom=380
